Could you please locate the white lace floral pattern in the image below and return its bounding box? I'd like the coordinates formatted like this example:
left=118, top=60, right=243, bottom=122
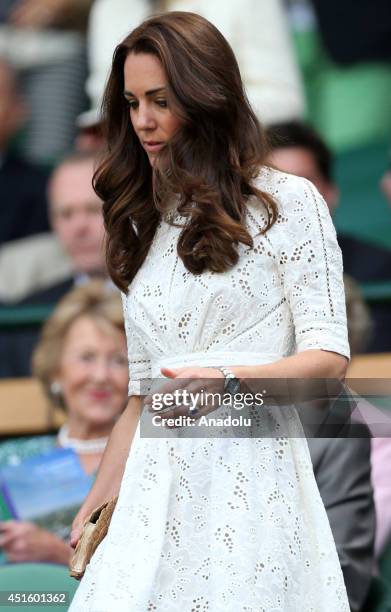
left=69, top=168, right=350, bottom=611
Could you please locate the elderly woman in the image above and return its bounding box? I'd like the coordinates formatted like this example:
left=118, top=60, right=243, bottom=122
left=0, top=281, right=128, bottom=564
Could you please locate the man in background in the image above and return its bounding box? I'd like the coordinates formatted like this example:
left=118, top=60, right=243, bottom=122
left=268, top=121, right=376, bottom=612
left=0, top=151, right=109, bottom=377
left=21, top=151, right=107, bottom=304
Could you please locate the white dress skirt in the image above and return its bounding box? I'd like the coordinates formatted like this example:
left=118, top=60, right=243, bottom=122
left=69, top=168, right=351, bottom=611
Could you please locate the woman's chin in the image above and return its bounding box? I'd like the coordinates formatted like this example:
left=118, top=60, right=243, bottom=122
left=147, top=152, right=157, bottom=166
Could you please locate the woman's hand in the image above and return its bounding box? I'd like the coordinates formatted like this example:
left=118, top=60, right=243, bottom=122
left=0, top=520, right=72, bottom=564
left=70, top=509, right=90, bottom=549
left=144, top=366, right=225, bottom=424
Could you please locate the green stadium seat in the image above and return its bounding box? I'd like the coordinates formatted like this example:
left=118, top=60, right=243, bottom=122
left=0, top=563, right=77, bottom=612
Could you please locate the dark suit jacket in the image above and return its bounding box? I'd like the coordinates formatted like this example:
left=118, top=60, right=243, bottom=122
left=339, top=234, right=391, bottom=284
left=18, top=279, right=74, bottom=306
left=308, top=429, right=375, bottom=612
left=0, top=155, right=50, bottom=245
left=0, top=278, right=74, bottom=378
left=338, top=234, right=391, bottom=353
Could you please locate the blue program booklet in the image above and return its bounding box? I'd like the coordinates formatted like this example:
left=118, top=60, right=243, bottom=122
left=0, top=447, right=92, bottom=540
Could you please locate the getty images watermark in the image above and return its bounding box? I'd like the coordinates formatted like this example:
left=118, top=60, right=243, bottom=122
left=149, top=388, right=266, bottom=428
left=139, top=377, right=391, bottom=438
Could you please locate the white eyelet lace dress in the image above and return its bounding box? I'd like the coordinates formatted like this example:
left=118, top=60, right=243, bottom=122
left=69, top=168, right=350, bottom=612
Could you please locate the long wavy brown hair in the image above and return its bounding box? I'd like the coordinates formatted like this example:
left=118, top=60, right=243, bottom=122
left=95, top=11, right=278, bottom=292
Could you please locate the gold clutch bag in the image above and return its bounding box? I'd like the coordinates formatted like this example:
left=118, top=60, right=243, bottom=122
left=69, top=496, right=118, bottom=580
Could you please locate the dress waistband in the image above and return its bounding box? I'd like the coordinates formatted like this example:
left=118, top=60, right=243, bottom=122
left=151, top=351, right=279, bottom=377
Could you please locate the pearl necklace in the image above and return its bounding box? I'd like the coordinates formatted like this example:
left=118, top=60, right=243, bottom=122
left=58, top=424, right=108, bottom=454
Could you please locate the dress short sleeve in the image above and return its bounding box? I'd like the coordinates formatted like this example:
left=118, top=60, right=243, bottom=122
left=121, top=292, right=152, bottom=396
left=274, top=176, right=350, bottom=359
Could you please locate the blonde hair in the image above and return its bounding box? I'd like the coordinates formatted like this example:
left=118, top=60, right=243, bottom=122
left=32, top=281, right=125, bottom=404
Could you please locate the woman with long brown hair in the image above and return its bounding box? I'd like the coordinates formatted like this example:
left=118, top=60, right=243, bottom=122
left=69, top=12, right=350, bottom=611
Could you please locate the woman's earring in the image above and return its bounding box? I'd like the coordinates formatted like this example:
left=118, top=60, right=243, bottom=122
left=50, top=381, right=63, bottom=398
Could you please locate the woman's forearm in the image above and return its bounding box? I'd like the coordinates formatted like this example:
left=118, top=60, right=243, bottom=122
left=232, top=349, right=348, bottom=380
left=230, top=349, right=348, bottom=412
left=75, top=396, right=141, bottom=518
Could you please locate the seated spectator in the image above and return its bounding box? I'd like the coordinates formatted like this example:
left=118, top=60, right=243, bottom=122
left=0, top=0, right=92, bottom=165
left=0, top=281, right=128, bottom=564
left=307, top=426, right=374, bottom=612
left=0, top=149, right=105, bottom=303
left=32, top=150, right=108, bottom=301
left=267, top=120, right=382, bottom=353
left=0, top=58, right=49, bottom=245
left=267, top=121, right=376, bottom=610
left=0, top=150, right=110, bottom=377
left=0, top=233, right=72, bottom=303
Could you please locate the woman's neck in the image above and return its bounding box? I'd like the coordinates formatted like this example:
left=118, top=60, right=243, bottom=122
left=57, top=423, right=109, bottom=457
left=65, top=416, right=112, bottom=440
